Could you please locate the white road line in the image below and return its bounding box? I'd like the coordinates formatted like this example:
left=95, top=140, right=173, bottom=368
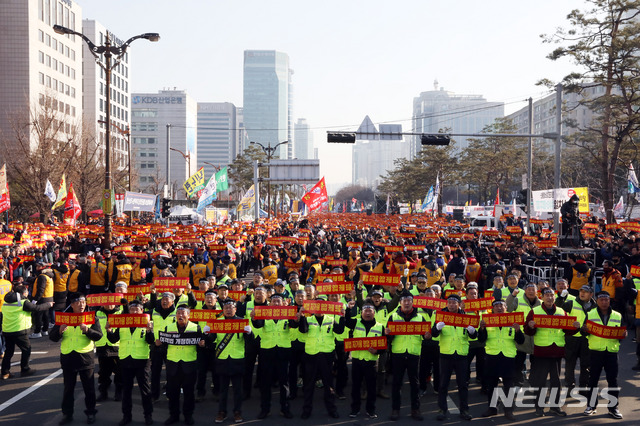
left=0, top=369, right=62, bottom=413
left=31, top=351, right=48, bottom=354
left=447, top=395, right=460, bottom=414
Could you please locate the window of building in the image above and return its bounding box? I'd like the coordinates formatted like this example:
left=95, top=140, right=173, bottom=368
left=38, top=29, right=44, bottom=42
left=39, top=72, right=44, bottom=85
left=46, top=33, right=51, bottom=47
left=133, top=109, right=158, bottom=118
left=52, top=38, right=57, bottom=51
left=46, top=75, right=51, bottom=88
left=45, top=55, right=51, bottom=67
left=39, top=51, right=44, bottom=64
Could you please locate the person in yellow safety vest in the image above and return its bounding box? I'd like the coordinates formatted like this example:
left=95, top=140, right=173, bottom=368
left=189, top=258, right=210, bottom=287
left=130, top=258, right=146, bottom=285
left=52, top=261, right=69, bottom=312
left=431, top=293, right=476, bottom=422
left=298, top=296, right=346, bottom=420
left=103, top=249, right=116, bottom=284
left=287, top=289, right=307, bottom=399
left=581, top=291, right=625, bottom=419
left=327, top=291, right=350, bottom=400
left=261, top=259, right=279, bottom=286
left=175, top=254, right=192, bottom=279
left=477, top=297, right=524, bottom=421
left=195, top=290, right=222, bottom=401
left=111, top=253, right=133, bottom=291
left=385, top=291, right=431, bottom=421
left=417, top=287, right=441, bottom=398
left=212, top=298, right=253, bottom=424
left=344, top=298, right=384, bottom=419
left=566, top=255, right=591, bottom=296
left=95, top=282, right=127, bottom=403
left=155, top=304, right=205, bottom=426
left=30, top=261, right=54, bottom=338
left=305, top=252, right=323, bottom=284
left=555, top=284, right=595, bottom=391
left=88, top=255, right=109, bottom=294
left=1, top=285, right=53, bottom=379
left=215, top=264, right=231, bottom=286
left=627, top=272, right=640, bottom=370
left=149, top=292, right=176, bottom=401
left=463, top=283, right=486, bottom=391
left=506, top=282, right=540, bottom=386
left=66, top=260, right=83, bottom=296
left=49, top=292, right=103, bottom=425
left=555, top=279, right=577, bottom=305
left=251, top=293, right=297, bottom=419
left=221, top=255, right=237, bottom=280
left=105, top=299, right=154, bottom=426
left=601, top=260, right=623, bottom=311
left=524, top=287, right=580, bottom=417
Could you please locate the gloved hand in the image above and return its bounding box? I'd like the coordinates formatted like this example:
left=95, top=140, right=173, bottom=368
left=467, top=325, right=476, bottom=334
left=244, top=325, right=252, bottom=334
left=436, top=322, right=445, bottom=331
left=203, top=325, right=211, bottom=333
left=560, top=289, right=569, bottom=298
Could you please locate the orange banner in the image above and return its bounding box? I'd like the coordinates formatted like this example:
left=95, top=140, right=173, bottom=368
left=324, top=259, right=347, bottom=266
left=86, top=293, right=124, bottom=306
left=208, top=244, right=227, bottom=251
left=154, top=277, right=189, bottom=290
left=387, top=322, right=431, bottom=335
left=107, top=314, right=150, bottom=328
left=536, top=239, right=557, bottom=248
left=303, top=300, right=344, bottom=316
left=631, top=265, right=640, bottom=278
left=316, top=281, right=353, bottom=294
left=585, top=320, right=626, bottom=339
left=481, top=312, right=525, bottom=327
left=254, top=306, right=298, bottom=320
left=405, top=245, right=426, bottom=251
left=174, top=249, right=193, bottom=256
left=346, top=241, right=363, bottom=249
left=463, top=297, right=494, bottom=312
left=284, top=260, right=304, bottom=270
left=435, top=311, right=480, bottom=328
left=227, top=291, right=247, bottom=301
left=532, top=314, right=578, bottom=329
left=190, top=309, right=222, bottom=322
left=384, top=246, right=404, bottom=253
left=344, top=336, right=388, bottom=351
left=506, top=226, right=522, bottom=234
left=443, top=289, right=465, bottom=298
left=413, top=296, right=446, bottom=310
left=317, top=273, right=347, bottom=283
left=361, top=272, right=401, bottom=286
left=207, top=319, right=249, bottom=333
left=55, top=312, right=95, bottom=326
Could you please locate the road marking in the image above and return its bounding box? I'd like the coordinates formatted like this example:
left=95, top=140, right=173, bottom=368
left=0, top=369, right=62, bottom=413
left=31, top=351, right=48, bottom=354
left=447, top=395, right=460, bottom=414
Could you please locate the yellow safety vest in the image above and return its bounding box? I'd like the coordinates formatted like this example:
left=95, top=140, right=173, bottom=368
left=152, top=309, right=176, bottom=340
left=115, top=263, right=132, bottom=285
left=351, top=319, right=384, bottom=361
left=67, top=269, right=81, bottom=293
left=60, top=324, right=95, bottom=355
left=176, top=263, right=191, bottom=278
left=387, top=312, right=424, bottom=356
left=33, top=274, right=54, bottom=298
left=214, top=318, right=245, bottom=360
left=165, top=321, right=198, bottom=362
left=118, top=326, right=150, bottom=360
left=485, top=325, right=518, bottom=358
left=532, top=305, right=567, bottom=348
left=95, top=309, right=121, bottom=348
left=2, top=299, right=32, bottom=332
left=438, top=314, right=472, bottom=356
left=304, top=315, right=337, bottom=355
left=586, top=309, right=622, bottom=353
left=259, top=319, right=292, bottom=349
left=53, top=270, right=69, bottom=293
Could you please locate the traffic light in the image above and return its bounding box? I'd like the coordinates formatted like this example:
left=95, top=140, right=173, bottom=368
left=421, top=134, right=450, bottom=146
left=327, top=132, right=356, bottom=143
left=161, top=198, right=171, bottom=218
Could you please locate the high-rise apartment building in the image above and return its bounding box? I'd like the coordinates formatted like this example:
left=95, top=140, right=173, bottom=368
left=82, top=19, right=131, bottom=171
left=411, top=82, right=504, bottom=158
left=0, top=0, right=83, bottom=155
left=243, top=50, right=291, bottom=158
left=197, top=102, right=239, bottom=178
left=131, top=89, right=197, bottom=197
left=294, top=118, right=313, bottom=159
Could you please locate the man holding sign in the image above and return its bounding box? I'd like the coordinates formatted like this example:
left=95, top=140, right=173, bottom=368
left=582, top=291, right=625, bottom=419
left=50, top=293, right=103, bottom=425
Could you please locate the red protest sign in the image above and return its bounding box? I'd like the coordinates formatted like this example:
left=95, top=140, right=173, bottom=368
left=107, top=314, right=149, bottom=328
left=435, top=311, right=480, bottom=328
left=344, top=336, right=387, bottom=351
left=316, top=281, right=353, bottom=294
left=207, top=319, right=248, bottom=333
left=585, top=320, right=626, bottom=339
left=361, top=272, right=401, bottom=287
left=462, top=297, right=494, bottom=312
left=189, top=309, right=222, bottom=322
left=481, top=312, right=525, bottom=327
left=412, top=296, right=446, bottom=310
left=532, top=315, right=578, bottom=330
left=86, top=293, right=124, bottom=307
left=154, top=277, right=189, bottom=292
left=55, top=312, right=95, bottom=326
left=303, top=300, right=344, bottom=316
left=253, top=306, right=297, bottom=320
left=227, top=291, right=247, bottom=301
left=387, top=322, right=431, bottom=335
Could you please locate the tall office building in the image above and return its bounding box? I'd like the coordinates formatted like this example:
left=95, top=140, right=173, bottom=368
left=82, top=19, right=131, bottom=171
left=411, top=81, right=504, bottom=158
left=243, top=50, right=292, bottom=158
left=294, top=118, right=313, bottom=159
left=197, top=102, right=239, bottom=178
left=0, top=0, right=83, bottom=156
left=131, top=89, right=197, bottom=197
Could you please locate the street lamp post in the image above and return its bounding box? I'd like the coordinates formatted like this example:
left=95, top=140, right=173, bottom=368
left=53, top=25, right=159, bottom=248
left=98, top=120, right=131, bottom=191
left=250, top=140, right=288, bottom=219
left=170, top=147, right=191, bottom=177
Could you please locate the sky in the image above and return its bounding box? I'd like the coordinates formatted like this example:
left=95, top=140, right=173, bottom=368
left=75, top=0, right=586, bottom=194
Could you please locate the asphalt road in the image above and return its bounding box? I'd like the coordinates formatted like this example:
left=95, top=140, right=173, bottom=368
left=0, top=334, right=639, bottom=426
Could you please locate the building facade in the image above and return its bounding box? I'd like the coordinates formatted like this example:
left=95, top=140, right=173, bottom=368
left=294, top=118, right=313, bottom=159
left=243, top=50, right=291, bottom=158
left=82, top=19, right=131, bottom=171
left=411, top=82, right=504, bottom=158
left=131, top=89, right=197, bottom=198
left=197, top=102, right=239, bottom=179
left=0, top=0, right=83, bottom=154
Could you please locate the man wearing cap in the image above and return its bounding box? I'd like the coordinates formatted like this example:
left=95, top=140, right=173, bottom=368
left=156, top=305, right=205, bottom=425
left=106, top=300, right=154, bottom=426
left=251, top=293, right=297, bottom=419
left=386, top=291, right=430, bottom=421
left=582, top=291, right=625, bottom=419
left=304, top=252, right=323, bottom=284
left=30, top=261, right=54, bottom=338
left=524, top=287, right=580, bottom=417
left=477, top=297, right=524, bottom=420
left=417, top=287, right=440, bottom=397
left=213, top=298, right=253, bottom=424
left=464, top=283, right=485, bottom=391
left=195, top=290, right=221, bottom=401
left=431, top=293, right=476, bottom=421
left=1, top=285, right=53, bottom=380
left=103, top=249, right=116, bottom=286
left=149, top=291, right=176, bottom=401
left=50, top=293, right=103, bottom=425
left=556, top=284, right=595, bottom=392
left=298, top=296, right=346, bottom=419
left=507, top=282, right=540, bottom=386
left=95, top=284, right=127, bottom=402
left=88, top=255, right=109, bottom=294
left=189, top=257, right=210, bottom=288
left=288, top=289, right=306, bottom=400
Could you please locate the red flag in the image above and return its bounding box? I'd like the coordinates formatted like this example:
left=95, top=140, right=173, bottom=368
left=492, top=188, right=500, bottom=218
left=301, top=177, right=328, bottom=211
left=0, top=183, right=10, bottom=213
left=64, top=183, right=82, bottom=226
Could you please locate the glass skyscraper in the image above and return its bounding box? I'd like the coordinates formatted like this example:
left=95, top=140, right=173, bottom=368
left=243, top=50, right=291, bottom=158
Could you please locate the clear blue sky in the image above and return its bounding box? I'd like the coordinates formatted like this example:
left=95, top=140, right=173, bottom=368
left=76, top=0, right=585, bottom=193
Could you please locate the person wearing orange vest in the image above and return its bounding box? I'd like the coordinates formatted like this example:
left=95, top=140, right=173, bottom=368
left=465, top=255, right=482, bottom=288
left=601, top=260, right=624, bottom=312
left=52, top=262, right=70, bottom=313
left=30, top=261, right=54, bottom=338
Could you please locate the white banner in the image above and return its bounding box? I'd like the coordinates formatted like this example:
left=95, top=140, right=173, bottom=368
left=532, top=187, right=589, bottom=213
